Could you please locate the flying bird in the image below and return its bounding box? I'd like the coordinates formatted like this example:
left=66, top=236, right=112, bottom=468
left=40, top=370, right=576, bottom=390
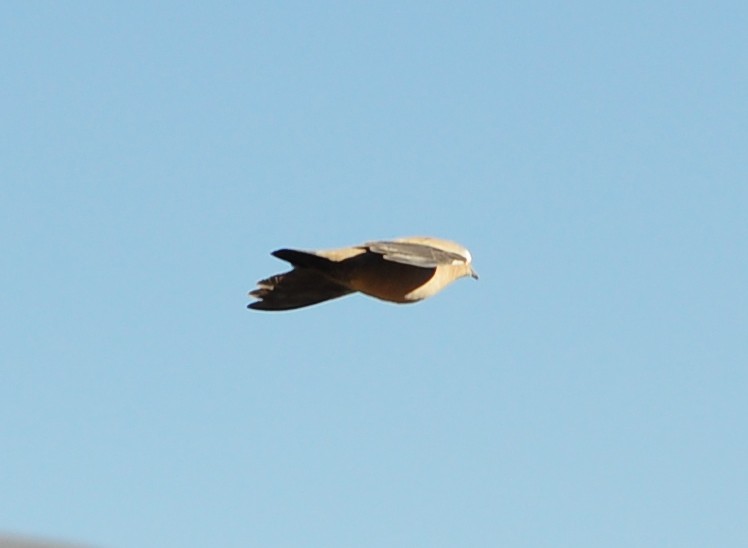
left=248, top=236, right=478, bottom=311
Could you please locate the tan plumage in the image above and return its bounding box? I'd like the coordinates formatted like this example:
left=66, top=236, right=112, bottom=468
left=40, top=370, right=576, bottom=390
left=248, top=236, right=478, bottom=311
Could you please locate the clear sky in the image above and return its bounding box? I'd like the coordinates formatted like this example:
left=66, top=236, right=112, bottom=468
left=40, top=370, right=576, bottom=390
left=2, top=2, right=746, bottom=547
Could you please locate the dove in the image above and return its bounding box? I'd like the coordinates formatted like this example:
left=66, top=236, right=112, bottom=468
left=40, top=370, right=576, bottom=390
left=248, top=236, right=477, bottom=311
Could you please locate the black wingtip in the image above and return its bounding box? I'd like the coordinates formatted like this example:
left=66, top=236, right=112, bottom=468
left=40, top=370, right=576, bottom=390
left=270, top=248, right=290, bottom=259
left=270, top=248, right=332, bottom=270
left=247, top=300, right=273, bottom=311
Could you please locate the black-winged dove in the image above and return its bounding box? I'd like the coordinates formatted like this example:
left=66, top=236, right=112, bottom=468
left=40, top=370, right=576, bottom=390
left=248, top=236, right=477, bottom=311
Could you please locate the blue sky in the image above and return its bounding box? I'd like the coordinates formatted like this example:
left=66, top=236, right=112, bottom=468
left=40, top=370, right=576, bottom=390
left=1, top=2, right=746, bottom=547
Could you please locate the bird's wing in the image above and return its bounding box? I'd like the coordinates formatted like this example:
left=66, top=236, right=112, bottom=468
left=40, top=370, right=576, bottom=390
left=248, top=268, right=354, bottom=311
left=364, top=240, right=468, bottom=268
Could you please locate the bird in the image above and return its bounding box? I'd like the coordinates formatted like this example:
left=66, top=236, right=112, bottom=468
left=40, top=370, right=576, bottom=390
left=248, top=236, right=478, bottom=311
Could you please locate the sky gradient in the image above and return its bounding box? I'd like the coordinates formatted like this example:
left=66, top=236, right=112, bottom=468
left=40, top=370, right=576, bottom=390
left=2, top=2, right=747, bottom=547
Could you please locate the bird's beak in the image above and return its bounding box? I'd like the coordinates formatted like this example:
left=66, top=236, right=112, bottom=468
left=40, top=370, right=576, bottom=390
left=470, top=267, right=479, bottom=280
